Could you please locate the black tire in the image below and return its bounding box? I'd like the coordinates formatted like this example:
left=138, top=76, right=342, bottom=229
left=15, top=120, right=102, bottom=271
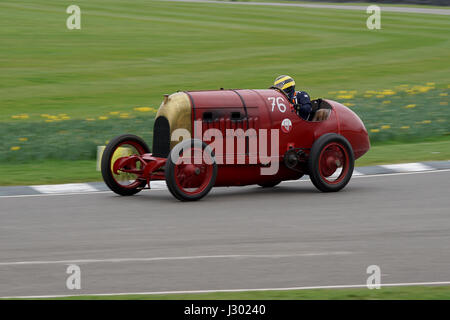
left=165, top=139, right=217, bottom=201
left=101, top=134, right=150, bottom=196
left=308, top=133, right=354, bottom=192
left=258, top=181, right=282, bottom=188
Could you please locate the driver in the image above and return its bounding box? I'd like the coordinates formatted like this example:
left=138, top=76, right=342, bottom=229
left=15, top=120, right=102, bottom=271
left=273, top=75, right=312, bottom=120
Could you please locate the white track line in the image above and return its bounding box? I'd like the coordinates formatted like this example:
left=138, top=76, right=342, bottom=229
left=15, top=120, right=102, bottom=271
left=283, top=168, right=450, bottom=183
left=1, top=169, right=449, bottom=199
left=165, top=0, right=450, bottom=16
left=0, top=251, right=353, bottom=267
left=0, top=191, right=112, bottom=199
left=2, top=281, right=450, bottom=299
left=352, top=168, right=450, bottom=179
left=380, top=162, right=434, bottom=173
left=31, top=183, right=99, bottom=194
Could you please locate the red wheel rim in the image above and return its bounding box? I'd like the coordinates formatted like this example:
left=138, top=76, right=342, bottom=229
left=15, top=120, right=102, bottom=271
left=173, top=146, right=214, bottom=195
left=318, top=142, right=349, bottom=184
left=110, top=140, right=146, bottom=189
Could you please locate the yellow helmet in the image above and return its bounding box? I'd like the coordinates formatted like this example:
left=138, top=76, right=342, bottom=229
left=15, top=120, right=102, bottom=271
left=273, top=75, right=295, bottom=99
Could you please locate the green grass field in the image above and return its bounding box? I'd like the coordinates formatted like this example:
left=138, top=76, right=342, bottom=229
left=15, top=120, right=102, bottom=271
left=13, top=285, right=450, bottom=300
left=0, top=0, right=449, bottom=182
left=1, top=0, right=448, bottom=119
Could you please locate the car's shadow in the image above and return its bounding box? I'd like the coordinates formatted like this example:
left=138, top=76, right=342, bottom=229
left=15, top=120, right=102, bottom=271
left=110, top=181, right=377, bottom=203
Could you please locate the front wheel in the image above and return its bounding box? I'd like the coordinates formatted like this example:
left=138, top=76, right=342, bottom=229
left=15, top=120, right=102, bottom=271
left=308, top=133, right=354, bottom=192
left=101, top=134, right=150, bottom=196
left=165, top=139, right=217, bottom=201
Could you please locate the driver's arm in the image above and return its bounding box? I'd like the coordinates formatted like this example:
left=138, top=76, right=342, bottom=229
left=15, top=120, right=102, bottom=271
left=294, top=91, right=312, bottom=120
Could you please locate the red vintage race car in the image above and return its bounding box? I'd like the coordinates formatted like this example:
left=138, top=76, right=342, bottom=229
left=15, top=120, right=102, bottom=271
left=101, top=88, right=370, bottom=201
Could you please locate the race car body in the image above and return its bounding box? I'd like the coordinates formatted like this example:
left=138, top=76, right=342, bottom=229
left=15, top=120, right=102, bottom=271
left=102, top=88, right=370, bottom=201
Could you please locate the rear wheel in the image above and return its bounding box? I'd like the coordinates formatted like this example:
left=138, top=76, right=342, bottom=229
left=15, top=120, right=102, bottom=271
left=101, top=134, right=150, bottom=196
left=165, top=139, right=217, bottom=201
left=308, top=133, right=354, bottom=192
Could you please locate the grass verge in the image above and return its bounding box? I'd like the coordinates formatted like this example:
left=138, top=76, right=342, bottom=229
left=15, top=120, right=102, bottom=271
left=0, top=139, right=448, bottom=186
left=14, top=285, right=450, bottom=300
left=0, top=160, right=100, bottom=186
left=355, top=137, right=450, bottom=166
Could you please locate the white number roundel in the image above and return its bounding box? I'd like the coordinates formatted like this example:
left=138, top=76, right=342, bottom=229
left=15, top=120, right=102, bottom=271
left=268, top=97, right=287, bottom=113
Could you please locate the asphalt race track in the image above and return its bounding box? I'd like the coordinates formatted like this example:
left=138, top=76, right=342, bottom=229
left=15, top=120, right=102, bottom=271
left=0, top=170, right=449, bottom=297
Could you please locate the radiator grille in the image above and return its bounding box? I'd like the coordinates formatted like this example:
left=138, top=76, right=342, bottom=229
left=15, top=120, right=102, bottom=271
left=152, top=116, right=170, bottom=158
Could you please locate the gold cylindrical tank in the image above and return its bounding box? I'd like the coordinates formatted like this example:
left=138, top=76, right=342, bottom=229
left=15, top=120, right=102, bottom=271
left=153, top=92, right=192, bottom=154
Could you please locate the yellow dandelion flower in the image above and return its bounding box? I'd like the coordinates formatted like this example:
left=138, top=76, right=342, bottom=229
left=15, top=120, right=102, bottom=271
left=422, top=120, right=432, bottom=124
left=134, top=107, right=152, bottom=112
left=401, top=126, right=410, bottom=129
left=439, top=93, right=448, bottom=96
left=119, top=113, right=130, bottom=118
left=440, top=102, right=448, bottom=106
left=405, top=104, right=416, bottom=109
left=426, top=82, right=435, bottom=86
left=109, top=111, right=120, bottom=115
left=61, top=116, right=70, bottom=120
left=98, top=116, right=108, bottom=120
left=376, top=95, right=384, bottom=98
left=370, top=129, right=380, bottom=133
left=417, top=86, right=432, bottom=93
left=18, top=137, right=28, bottom=142
left=338, top=90, right=347, bottom=94
left=11, top=114, right=29, bottom=120
left=337, top=94, right=354, bottom=99
left=45, top=119, right=54, bottom=123
left=382, top=90, right=396, bottom=95
left=346, top=103, right=355, bottom=107
left=381, top=125, right=391, bottom=130
left=10, top=146, right=21, bottom=151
